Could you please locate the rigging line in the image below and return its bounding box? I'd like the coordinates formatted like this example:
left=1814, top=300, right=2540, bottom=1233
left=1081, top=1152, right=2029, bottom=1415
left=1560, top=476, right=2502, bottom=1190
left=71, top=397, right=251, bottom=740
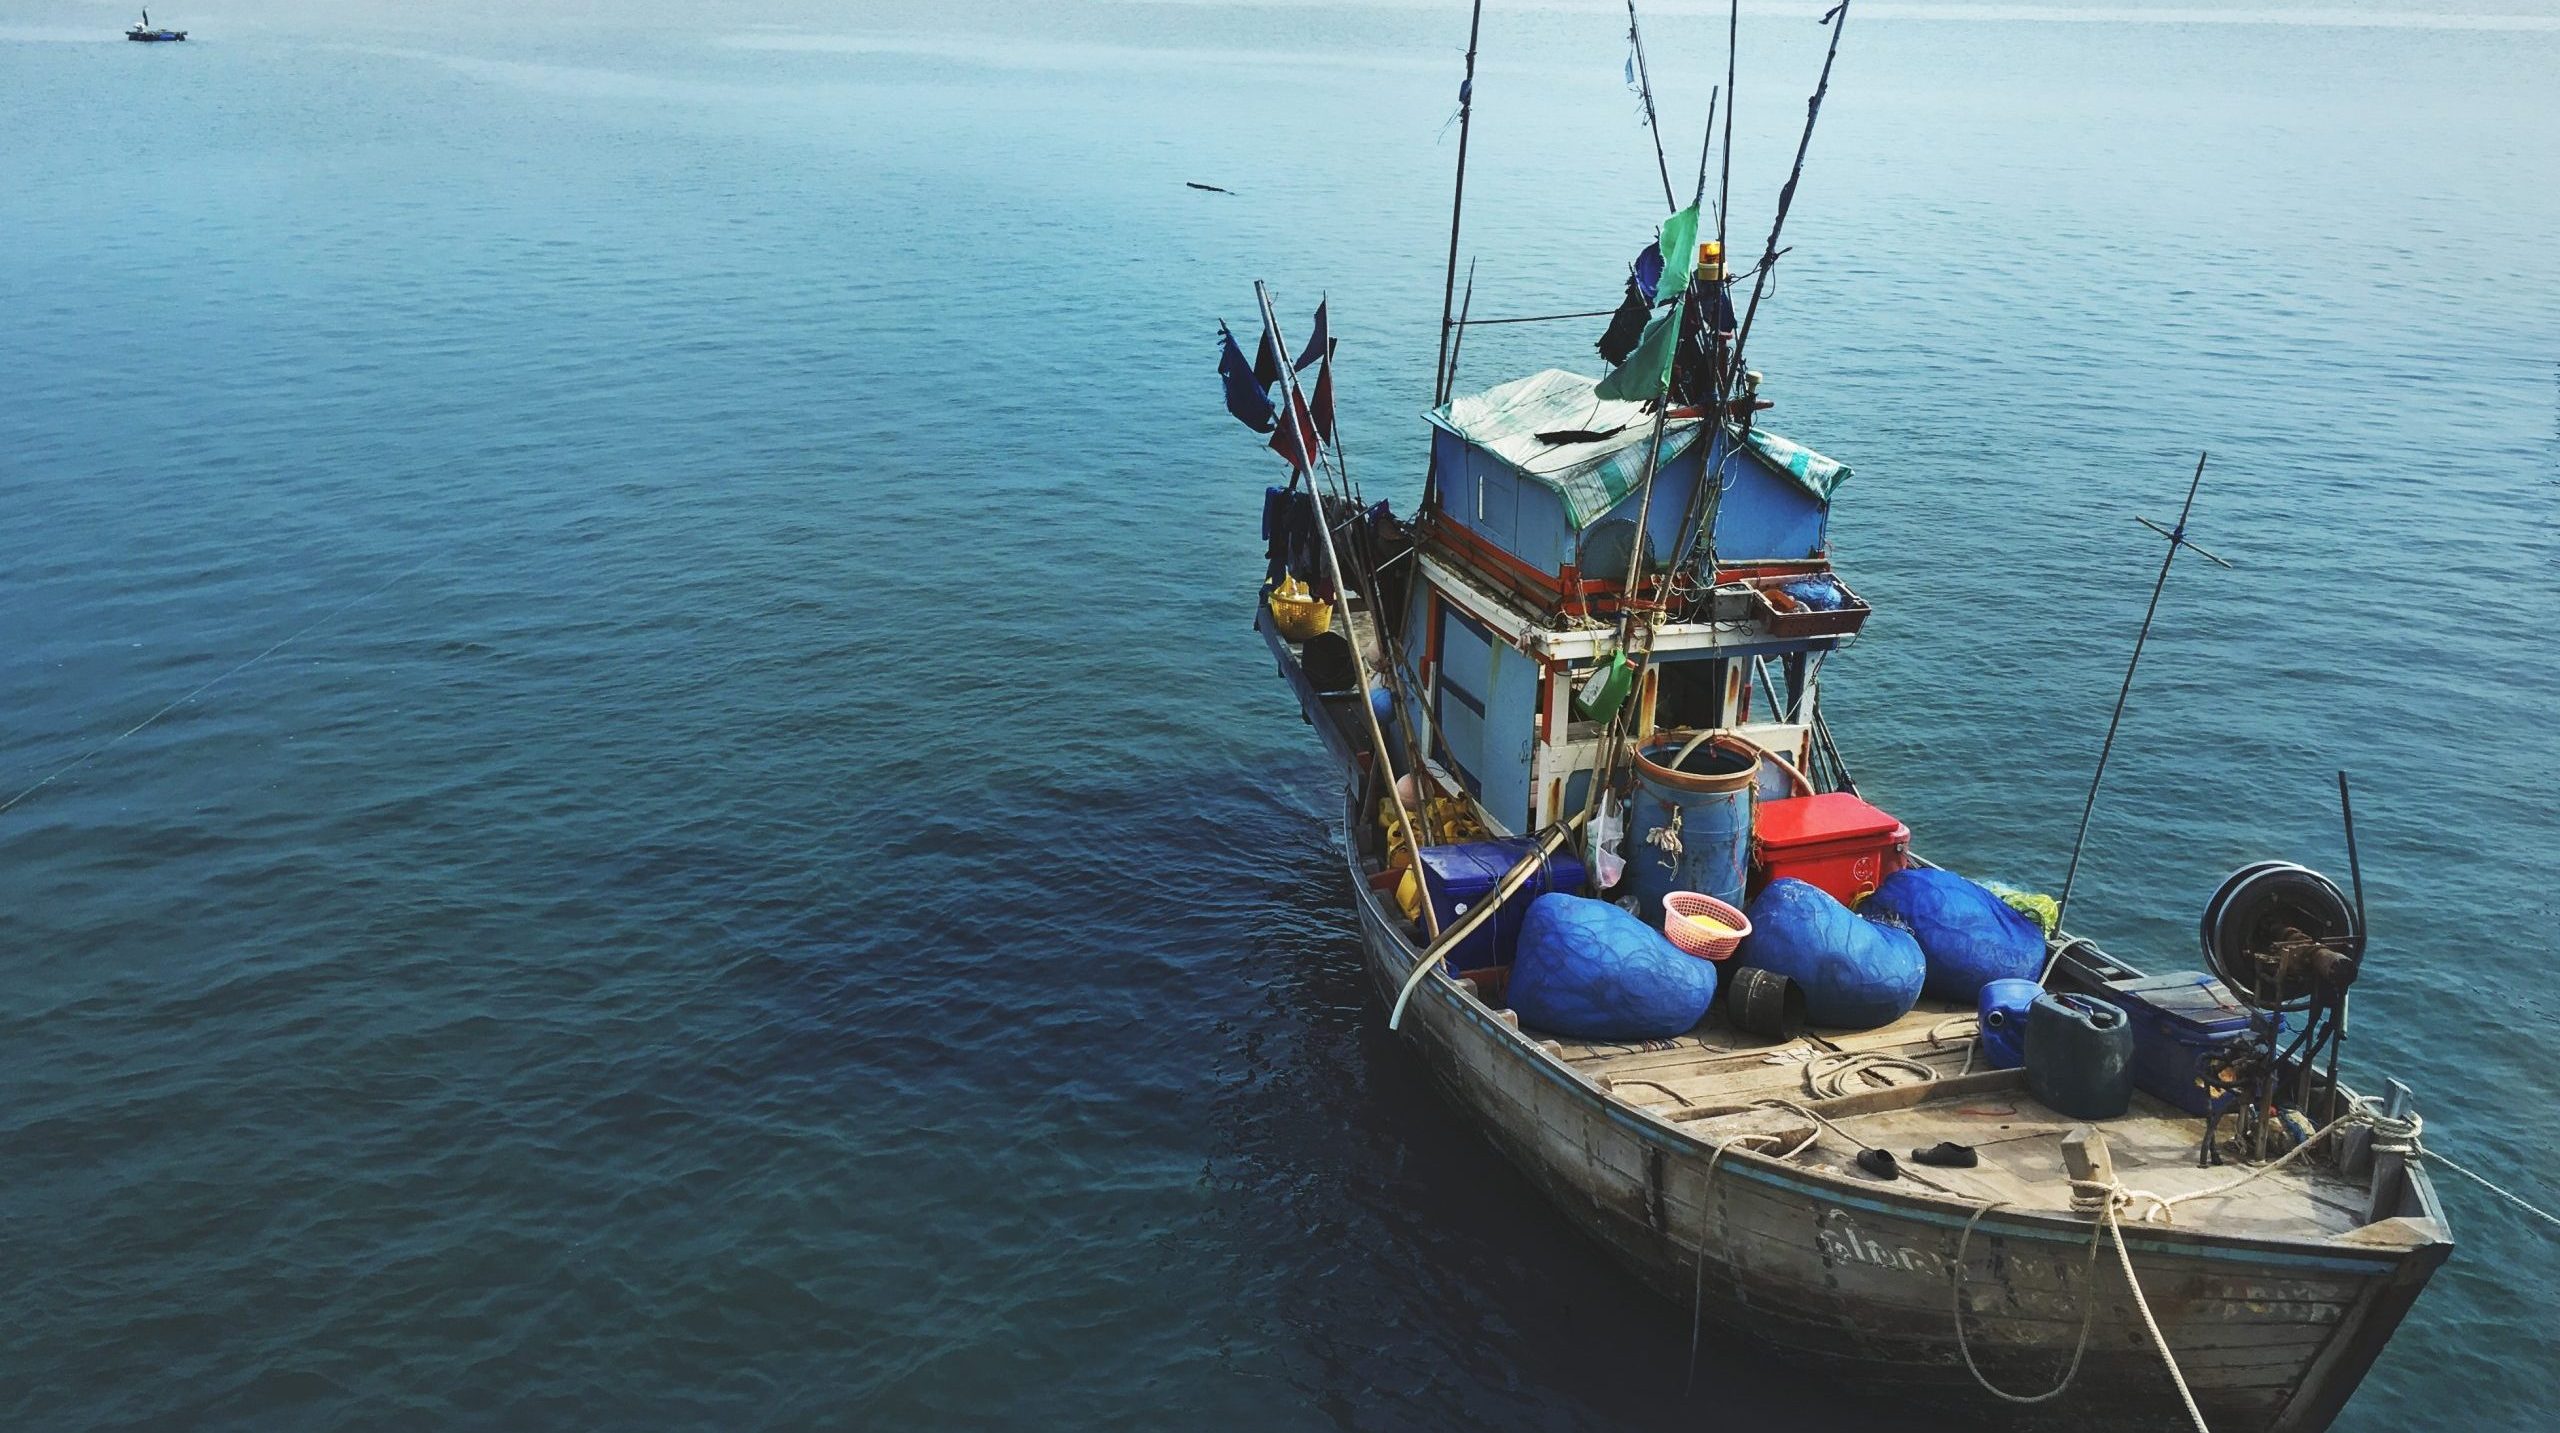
left=1457, top=308, right=1620, bottom=328
left=0, top=550, right=442, bottom=820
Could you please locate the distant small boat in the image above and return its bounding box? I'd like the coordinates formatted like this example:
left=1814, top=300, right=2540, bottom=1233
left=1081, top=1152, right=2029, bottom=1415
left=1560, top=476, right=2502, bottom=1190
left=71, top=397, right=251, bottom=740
left=126, top=9, right=186, bottom=41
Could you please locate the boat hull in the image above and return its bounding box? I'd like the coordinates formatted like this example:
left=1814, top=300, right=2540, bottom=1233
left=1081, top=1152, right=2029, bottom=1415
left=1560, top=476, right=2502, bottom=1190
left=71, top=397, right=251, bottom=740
left=1336, top=791, right=2447, bottom=1433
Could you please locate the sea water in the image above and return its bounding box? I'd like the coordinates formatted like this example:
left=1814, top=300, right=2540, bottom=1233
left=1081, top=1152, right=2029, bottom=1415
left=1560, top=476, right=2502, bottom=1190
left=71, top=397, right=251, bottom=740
left=3, top=1, right=2555, bottom=1427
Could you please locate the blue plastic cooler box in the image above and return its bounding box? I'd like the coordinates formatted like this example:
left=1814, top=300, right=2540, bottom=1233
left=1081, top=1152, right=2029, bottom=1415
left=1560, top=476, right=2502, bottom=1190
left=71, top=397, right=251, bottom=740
left=2093, top=971, right=2276, bottom=1116
left=1417, top=839, right=1589, bottom=973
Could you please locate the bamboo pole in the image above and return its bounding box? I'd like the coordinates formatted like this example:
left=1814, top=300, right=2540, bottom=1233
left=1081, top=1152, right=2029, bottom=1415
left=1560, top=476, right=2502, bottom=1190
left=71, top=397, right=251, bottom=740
left=1257, top=282, right=1441, bottom=941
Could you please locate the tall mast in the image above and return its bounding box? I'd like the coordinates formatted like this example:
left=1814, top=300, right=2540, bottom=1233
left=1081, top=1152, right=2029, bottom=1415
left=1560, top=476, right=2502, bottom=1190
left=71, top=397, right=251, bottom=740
left=1726, top=0, right=1851, bottom=390
left=1716, top=0, right=1738, bottom=247
left=1432, top=0, right=1486, bottom=407
left=1626, top=1, right=1679, bottom=213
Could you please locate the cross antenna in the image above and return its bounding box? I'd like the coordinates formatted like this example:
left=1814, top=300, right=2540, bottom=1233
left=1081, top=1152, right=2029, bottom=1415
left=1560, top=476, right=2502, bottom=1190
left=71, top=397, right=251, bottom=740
left=2048, top=451, right=2232, bottom=956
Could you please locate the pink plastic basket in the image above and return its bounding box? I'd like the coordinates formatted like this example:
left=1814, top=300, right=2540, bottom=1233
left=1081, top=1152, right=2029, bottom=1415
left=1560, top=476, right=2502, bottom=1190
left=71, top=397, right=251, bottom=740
left=1662, top=891, right=1751, bottom=961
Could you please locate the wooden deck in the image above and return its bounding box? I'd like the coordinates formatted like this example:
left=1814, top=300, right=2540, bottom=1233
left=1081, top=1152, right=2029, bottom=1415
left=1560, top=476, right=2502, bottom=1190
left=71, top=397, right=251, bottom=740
left=1551, top=998, right=2376, bottom=1237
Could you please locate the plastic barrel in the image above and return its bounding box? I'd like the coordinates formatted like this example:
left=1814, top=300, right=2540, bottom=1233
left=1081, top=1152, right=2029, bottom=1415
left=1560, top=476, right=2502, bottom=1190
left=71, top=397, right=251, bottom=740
left=1627, top=732, right=1761, bottom=924
left=2025, top=992, right=2134, bottom=1120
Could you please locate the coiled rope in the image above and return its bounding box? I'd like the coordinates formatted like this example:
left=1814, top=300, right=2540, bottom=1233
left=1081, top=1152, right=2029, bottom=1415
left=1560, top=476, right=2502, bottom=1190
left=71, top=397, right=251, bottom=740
left=1802, top=1051, right=1937, bottom=1100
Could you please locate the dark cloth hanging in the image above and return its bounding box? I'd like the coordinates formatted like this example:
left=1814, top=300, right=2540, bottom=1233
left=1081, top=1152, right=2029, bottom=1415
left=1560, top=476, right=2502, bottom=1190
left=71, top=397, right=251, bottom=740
left=1220, top=324, right=1278, bottom=432
left=1668, top=278, right=1737, bottom=407
left=1262, top=485, right=1294, bottom=580
left=1290, top=491, right=1335, bottom=602
left=1253, top=324, right=1284, bottom=387
left=1706, top=279, right=1737, bottom=336
left=1293, top=300, right=1330, bottom=373
left=1595, top=279, right=1652, bottom=367
left=1310, top=356, right=1335, bottom=443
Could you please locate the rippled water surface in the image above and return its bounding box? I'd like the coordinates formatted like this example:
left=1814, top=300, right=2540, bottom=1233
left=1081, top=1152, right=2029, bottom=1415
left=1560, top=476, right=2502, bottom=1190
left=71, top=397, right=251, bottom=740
left=4, top=1, right=2556, bottom=1428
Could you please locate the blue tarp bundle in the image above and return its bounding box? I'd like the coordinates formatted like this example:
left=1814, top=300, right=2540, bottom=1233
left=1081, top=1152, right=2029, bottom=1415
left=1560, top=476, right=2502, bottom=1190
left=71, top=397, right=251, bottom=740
left=1861, top=867, right=2047, bottom=1003
left=1737, top=878, right=1924, bottom=1029
left=1508, top=893, right=1717, bottom=1041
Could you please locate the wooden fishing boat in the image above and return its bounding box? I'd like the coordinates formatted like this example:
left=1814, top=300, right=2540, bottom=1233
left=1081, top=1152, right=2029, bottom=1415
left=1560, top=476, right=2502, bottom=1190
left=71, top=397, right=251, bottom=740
left=1220, top=6, right=2451, bottom=1429
left=1258, top=599, right=2448, bottom=1431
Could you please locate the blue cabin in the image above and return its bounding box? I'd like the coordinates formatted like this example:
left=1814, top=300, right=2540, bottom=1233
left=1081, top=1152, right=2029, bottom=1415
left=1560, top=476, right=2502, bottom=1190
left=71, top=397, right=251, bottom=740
left=1424, top=368, right=1848, bottom=595
left=1400, top=369, right=1859, bottom=834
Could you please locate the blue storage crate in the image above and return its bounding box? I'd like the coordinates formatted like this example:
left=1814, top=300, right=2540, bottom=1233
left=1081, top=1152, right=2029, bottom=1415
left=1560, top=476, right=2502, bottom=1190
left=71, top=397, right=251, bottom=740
left=2094, top=971, right=2281, bottom=1116
left=1417, top=839, right=1588, bottom=973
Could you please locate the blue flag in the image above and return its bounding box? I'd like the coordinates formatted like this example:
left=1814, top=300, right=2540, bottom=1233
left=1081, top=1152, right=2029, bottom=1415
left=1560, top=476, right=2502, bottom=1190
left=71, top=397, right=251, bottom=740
left=1219, top=324, right=1277, bottom=433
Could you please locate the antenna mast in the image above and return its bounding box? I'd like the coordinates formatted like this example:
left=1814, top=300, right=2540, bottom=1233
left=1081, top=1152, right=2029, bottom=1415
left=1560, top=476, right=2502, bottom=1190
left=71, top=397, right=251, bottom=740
left=2050, top=452, right=2233, bottom=945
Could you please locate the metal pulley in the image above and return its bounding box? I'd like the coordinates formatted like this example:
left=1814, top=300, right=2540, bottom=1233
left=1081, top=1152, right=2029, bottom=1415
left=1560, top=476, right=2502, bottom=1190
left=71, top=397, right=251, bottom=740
left=2199, top=860, right=2364, bottom=1009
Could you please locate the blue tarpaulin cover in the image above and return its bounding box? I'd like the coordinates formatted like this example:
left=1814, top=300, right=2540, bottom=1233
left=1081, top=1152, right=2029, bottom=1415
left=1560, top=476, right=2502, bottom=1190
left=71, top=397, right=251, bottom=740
left=1508, top=892, right=1718, bottom=1041
left=1737, top=878, right=1924, bottom=1030
left=1862, top=867, right=2045, bottom=1003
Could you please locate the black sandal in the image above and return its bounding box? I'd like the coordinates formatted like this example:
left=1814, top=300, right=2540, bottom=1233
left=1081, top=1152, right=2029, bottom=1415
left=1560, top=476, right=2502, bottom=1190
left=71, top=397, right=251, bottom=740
left=1854, top=1147, right=1900, bottom=1180
left=1911, top=1142, right=1979, bottom=1168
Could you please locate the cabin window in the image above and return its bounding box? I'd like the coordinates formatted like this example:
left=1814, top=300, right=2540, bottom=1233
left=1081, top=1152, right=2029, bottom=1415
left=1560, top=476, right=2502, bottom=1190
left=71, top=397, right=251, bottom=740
left=1654, top=657, right=1730, bottom=731
left=1434, top=606, right=1494, bottom=798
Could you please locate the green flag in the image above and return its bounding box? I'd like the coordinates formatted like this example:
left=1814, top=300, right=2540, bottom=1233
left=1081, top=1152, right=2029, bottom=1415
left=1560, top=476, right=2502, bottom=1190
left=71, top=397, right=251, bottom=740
left=1594, top=308, right=1679, bottom=401
left=1653, top=204, right=1702, bottom=300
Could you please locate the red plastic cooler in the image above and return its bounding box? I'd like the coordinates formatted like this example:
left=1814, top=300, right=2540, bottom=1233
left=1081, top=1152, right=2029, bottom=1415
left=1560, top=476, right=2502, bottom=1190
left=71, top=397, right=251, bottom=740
left=1752, top=793, right=1909, bottom=905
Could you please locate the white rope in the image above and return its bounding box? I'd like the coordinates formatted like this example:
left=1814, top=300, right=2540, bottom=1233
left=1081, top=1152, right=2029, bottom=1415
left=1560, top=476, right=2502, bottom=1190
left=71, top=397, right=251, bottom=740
left=2102, top=1195, right=2212, bottom=1433
left=1948, top=1092, right=2557, bottom=1426
left=2069, top=1097, right=2417, bottom=1227
left=1949, top=1200, right=2107, bottom=1404
left=1951, top=1183, right=2207, bottom=1428
left=1803, top=1050, right=1936, bottom=1100
left=0, top=552, right=438, bottom=819
left=1684, top=1124, right=1824, bottom=1395
left=2430, top=1148, right=2560, bottom=1231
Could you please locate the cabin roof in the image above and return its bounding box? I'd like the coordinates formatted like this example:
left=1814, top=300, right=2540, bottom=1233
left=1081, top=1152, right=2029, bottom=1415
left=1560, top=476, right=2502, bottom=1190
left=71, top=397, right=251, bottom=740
left=1428, top=368, right=1853, bottom=529
left=1428, top=369, right=1703, bottom=528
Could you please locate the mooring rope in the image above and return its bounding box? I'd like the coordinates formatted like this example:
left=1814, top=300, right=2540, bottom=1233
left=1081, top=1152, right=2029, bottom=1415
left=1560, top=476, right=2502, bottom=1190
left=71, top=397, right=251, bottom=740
left=0, top=552, right=440, bottom=820
left=1949, top=1199, right=2108, bottom=1404
left=1685, top=1126, right=1817, bottom=1393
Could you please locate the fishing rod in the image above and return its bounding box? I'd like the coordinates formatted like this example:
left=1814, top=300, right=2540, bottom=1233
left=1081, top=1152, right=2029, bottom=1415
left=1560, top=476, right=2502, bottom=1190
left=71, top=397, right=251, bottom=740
left=1693, top=86, right=1720, bottom=208
left=2047, top=451, right=2231, bottom=950
left=1625, top=0, right=1679, bottom=213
